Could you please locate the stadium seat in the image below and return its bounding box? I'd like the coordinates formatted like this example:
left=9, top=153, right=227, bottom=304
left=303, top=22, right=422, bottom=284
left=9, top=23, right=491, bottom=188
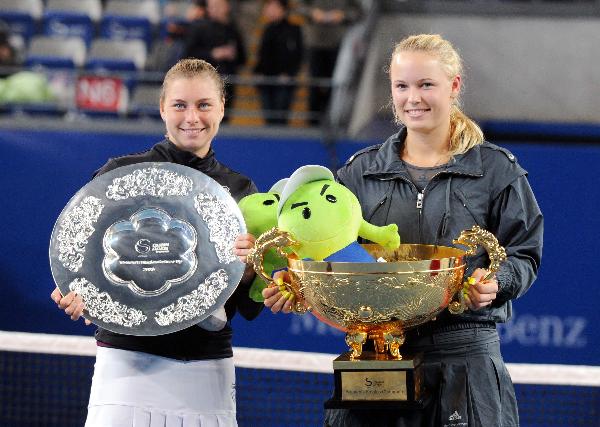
left=24, top=35, right=87, bottom=69
left=85, top=38, right=147, bottom=72
left=101, top=0, right=160, bottom=49
left=0, top=0, right=43, bottom=46
left=129, top=83, right=161, bottom=119
left=43, top=0, right=103, bottom=46
left=104, top=0, right=160, bottom=25
left=45, top=0, right=102, bottom=22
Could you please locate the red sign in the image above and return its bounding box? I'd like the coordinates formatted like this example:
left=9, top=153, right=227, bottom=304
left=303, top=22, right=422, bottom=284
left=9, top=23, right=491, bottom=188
left=76, top=76, right=126, bottom=112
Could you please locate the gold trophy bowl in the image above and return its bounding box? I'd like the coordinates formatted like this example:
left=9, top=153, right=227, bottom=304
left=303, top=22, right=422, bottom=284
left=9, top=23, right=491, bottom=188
left=249, top=225, right=506, bottom=361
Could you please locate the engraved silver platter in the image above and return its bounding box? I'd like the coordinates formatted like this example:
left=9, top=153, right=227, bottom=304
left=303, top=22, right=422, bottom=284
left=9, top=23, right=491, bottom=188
left=49, top=162, right=246, bottom=336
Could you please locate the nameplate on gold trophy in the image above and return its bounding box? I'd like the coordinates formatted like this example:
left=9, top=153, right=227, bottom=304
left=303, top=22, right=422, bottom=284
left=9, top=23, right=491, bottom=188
left=326, top=351, right=423, bottom=408
left=341, top=370, right=407, bottom=401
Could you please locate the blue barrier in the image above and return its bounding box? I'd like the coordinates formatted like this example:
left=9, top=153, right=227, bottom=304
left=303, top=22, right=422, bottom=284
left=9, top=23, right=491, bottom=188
left=0, top=129, right=598, bottom=366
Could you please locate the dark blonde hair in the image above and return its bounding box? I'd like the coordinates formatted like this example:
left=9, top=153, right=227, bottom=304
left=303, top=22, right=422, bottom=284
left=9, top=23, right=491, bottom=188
left=160, top=58, right=225, bottom=104
left=391, top=34, right=484, bottom=154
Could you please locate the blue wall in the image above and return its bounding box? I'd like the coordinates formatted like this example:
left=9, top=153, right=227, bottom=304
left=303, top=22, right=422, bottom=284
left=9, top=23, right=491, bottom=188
left=0, top=129, right=598, bottom=366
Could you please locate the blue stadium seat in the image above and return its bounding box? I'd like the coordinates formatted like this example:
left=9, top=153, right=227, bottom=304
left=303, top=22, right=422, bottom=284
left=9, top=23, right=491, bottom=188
left=101, top=0, right=160, bottom=49
left=0, top=0, right=43, bottom=46
left=25, top=35, right=87, bottom=69
left=45, top=0, right=102, bottom=22
left=42, top=14, right=95, bottom=47
left=85, top=38, right=147, bottom=72
left=43, top=0, right=102, bottom=46
left=100, top=16, right=153, bottom=49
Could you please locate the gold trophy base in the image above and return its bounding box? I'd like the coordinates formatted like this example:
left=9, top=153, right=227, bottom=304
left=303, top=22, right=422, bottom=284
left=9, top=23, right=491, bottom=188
left=324, top=351, right=425, bottom=410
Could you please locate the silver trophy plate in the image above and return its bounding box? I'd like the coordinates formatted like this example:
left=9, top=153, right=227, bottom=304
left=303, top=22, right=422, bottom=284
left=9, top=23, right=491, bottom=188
left=49, top=162, right=246, bottom=336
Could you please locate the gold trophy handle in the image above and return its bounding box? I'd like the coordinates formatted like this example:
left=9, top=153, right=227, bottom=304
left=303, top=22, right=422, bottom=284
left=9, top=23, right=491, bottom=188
left=448, top=225, right=507, bottom=314
left=247, top=227, right=307, bottom=314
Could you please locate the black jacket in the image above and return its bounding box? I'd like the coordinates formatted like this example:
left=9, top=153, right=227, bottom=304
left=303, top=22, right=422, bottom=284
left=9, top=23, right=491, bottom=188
left=337, top=128, right=543, bottom=326
left=93, top=139, right=262, bottom=360
left=183, top=18, right=246, bottom=76
left=254, top=18, right=303, bottom=77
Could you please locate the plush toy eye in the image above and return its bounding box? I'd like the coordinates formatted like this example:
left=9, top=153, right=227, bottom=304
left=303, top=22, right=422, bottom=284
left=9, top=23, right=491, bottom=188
left=326, top=194, right=337, bottom=203
left=263, top=199, right=275, bottom=206
left=302, top=207, right=311, bottom=219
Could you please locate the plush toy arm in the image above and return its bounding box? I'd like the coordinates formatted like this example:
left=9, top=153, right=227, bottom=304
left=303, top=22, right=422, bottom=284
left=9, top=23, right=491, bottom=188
left=359, top=220, right=400, bottom=250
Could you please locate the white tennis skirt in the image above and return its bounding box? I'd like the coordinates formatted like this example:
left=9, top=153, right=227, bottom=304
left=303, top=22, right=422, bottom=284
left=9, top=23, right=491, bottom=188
left=85, top=346, right=237, bottom=427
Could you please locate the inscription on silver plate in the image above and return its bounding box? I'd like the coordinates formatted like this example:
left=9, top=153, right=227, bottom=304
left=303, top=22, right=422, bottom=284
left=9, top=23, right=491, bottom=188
left=102, top=208, right=199, bottom=297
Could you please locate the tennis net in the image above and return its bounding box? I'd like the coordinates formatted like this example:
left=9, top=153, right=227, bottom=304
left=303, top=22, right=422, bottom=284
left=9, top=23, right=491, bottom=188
left=1, top=331, right=598, bottom=426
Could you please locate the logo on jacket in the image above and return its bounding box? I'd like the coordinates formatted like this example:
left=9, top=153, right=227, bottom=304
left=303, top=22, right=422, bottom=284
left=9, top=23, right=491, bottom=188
left=449, top=411, right=462, bottom=421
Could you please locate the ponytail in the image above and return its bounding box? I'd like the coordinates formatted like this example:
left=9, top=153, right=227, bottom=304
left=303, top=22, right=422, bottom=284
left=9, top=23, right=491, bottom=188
left=449, top=105, right=484, bottom=155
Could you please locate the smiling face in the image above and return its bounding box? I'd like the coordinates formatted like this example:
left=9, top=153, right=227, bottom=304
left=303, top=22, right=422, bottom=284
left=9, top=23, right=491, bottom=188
left=160, top=74, right=225, bottom=158
left=390, top=51, right=460, bottom=136
left=278, top=180, right=362, bottom=260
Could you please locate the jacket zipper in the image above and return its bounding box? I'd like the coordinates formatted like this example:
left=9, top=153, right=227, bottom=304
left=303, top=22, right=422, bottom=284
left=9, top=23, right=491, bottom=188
left=415, top=171, right=446, bottom=243
left=416, top=191, right=424, bottom=242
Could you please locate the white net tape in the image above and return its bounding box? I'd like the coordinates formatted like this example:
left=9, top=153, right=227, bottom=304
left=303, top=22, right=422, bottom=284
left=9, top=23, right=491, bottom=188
left=1, top=330, right=598, bottom=387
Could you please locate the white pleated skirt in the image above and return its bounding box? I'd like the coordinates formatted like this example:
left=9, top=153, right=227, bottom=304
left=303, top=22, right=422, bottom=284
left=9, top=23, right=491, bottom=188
left=85, top=347, right=237, bottom=427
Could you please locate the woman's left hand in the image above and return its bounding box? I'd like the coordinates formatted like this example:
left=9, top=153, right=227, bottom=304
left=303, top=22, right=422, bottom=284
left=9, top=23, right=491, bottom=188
left=464, top=268, right=498, bottom=311
left=233, top=233, right=257, bottom=282
left=233, top=233, right=256, bottom=263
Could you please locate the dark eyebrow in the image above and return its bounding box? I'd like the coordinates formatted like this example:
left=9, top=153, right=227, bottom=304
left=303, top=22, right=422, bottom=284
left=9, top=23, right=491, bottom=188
left=320, top=184, right=330, bottom=196
left=273, top=194, right=280, bottom=201
left=291, top=202, right=308, bottom=209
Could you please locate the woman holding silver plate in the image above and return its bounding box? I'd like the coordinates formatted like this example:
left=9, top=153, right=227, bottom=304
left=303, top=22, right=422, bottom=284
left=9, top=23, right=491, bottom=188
left=264, top=34, right=543, bottom=426
left=51, top=58, right=261, bottom=426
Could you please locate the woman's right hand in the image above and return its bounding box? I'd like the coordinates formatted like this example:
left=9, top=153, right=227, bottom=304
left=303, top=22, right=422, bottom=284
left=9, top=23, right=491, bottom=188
left=51, top=287, right=91, bottom=325
left=262, top=271, right=294, bottom=314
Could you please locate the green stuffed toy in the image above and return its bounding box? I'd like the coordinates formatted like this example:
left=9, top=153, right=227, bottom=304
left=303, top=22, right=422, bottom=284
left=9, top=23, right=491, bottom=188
left=239, top=178, right=289, bottom=302
left=0, top=71, right=55, bottom=104
left=278, top=165, right=400, bottom=261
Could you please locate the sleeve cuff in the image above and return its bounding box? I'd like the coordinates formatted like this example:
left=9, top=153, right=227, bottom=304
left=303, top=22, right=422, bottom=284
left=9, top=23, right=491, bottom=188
left=495, top=264, right=513, bottom=297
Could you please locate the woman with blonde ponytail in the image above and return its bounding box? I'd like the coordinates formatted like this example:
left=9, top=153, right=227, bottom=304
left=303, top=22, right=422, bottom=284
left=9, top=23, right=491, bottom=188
left=324, top=33, right=543, bottom=426
left=264, top=33, right=543, bottom=426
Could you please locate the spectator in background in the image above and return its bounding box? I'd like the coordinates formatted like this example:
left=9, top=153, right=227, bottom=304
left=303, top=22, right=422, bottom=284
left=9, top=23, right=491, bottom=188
left=300, top=0, right=361, bottom=126
left=184, top=0, right=246, bottom=122
left=0, top=20, right=18, bottom=76
left=147, top=0, right=208, bottom=72
left=171, top=0, right=209, bottom=46
left=254, top=0, right=303, bottom=126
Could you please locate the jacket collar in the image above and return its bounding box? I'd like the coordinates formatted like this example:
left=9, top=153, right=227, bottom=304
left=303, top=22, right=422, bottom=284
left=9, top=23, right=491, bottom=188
left=364, top=127, right=484, bottom=179
left=156, top=139, right=218, bottom=172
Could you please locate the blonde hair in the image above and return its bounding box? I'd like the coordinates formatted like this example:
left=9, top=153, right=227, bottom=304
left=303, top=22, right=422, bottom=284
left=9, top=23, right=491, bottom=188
left=391, top=34, right=484, bottom=155
left=160, top=58, right=225, bottom=105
